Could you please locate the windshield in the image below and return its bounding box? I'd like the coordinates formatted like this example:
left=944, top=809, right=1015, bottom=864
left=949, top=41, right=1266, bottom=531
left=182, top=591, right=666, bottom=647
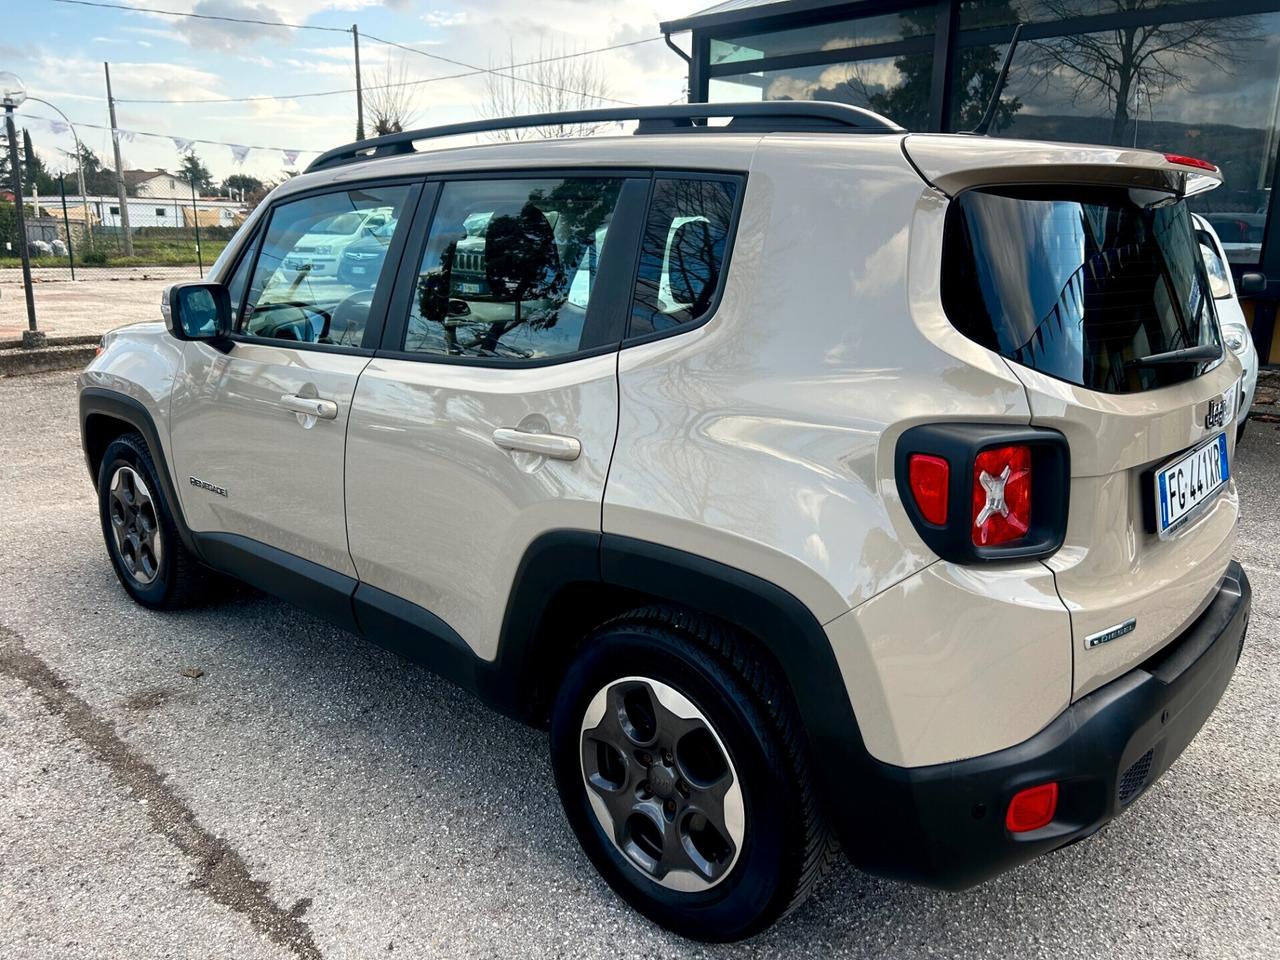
left=942, top=186, right=1221, bottom=394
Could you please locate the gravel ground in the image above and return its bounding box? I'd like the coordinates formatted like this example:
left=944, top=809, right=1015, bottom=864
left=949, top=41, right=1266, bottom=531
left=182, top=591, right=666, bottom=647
left=1, top=371, right=1277, bottom=960
left=0, top=272, right=194, bottom=341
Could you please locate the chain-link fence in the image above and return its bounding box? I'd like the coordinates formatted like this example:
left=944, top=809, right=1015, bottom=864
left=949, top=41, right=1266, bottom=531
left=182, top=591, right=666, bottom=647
left=1, top=173, right=244, bottom=341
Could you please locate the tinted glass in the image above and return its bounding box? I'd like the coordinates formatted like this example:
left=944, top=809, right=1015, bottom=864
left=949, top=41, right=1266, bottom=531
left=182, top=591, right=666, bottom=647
left=403, top=177, right=624, bottom=361
left=710, top=53, right=932, bottom=129
left=224, top=228, right=258, bottom=329
left=952, top=6, right=1280, bottom=264
left=242, top=185, right=410, bottom=347
left=942, top=186, right=1222, bottom=394
left=629, top=178, right=739, bottom=338
left=709, top=9, right=935, bottom=64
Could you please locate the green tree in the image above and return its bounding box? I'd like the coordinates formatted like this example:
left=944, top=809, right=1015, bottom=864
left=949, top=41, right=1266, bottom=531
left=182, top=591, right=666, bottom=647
left=222, top=173, right=263, bottom=196
left=178, top=150, right=214, bottom=195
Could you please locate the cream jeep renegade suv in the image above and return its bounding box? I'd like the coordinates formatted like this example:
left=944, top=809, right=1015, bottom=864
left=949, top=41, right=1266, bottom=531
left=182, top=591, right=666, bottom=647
left=79, top=102, right=1252, bottom=941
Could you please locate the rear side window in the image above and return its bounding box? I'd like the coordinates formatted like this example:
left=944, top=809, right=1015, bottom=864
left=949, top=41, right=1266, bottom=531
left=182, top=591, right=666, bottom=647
left=629, top=177, right=739, bottom=338
left=942, top=186, right=1223, bottom=395
left=403, top=177, right=625, bottom=361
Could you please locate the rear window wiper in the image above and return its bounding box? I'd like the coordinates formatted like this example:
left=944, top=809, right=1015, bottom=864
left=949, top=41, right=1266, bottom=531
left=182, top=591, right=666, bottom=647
left=1127, top=344, right=1222, bottom=367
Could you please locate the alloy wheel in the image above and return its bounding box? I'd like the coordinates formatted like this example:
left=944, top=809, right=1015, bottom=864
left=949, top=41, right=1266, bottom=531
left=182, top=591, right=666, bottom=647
left=108, top=465, right=163, bottom=586
left=579, top=676, right=745, bottom=892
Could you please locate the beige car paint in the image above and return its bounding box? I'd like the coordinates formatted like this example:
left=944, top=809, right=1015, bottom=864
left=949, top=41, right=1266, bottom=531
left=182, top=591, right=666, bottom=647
left=344, top=352, right=619, bottom=660
left=169, top=339, right=370, bottom=576
left=825, top=558, right=1072, bottom=767
left=81, top=127, right=1242, bottom=772
left=1012, top=360, right=1241, bottom=697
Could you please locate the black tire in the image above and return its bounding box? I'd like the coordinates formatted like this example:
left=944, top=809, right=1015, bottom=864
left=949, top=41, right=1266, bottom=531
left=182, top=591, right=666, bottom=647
left=98, top=432, right=207, bottom=609
left=1237, top=416, right=1248, bottom=444
left=549, top=606, right=835, bottom=941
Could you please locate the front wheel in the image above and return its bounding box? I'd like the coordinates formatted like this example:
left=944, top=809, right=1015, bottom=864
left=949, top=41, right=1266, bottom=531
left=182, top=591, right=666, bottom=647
left=549, top=607, right=835, bottom=941
left=98, top=432, right=208, bottom=609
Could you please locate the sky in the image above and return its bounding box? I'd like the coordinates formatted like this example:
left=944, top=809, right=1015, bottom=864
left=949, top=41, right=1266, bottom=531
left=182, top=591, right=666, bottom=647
left=2, top=0, right=710, bottom=189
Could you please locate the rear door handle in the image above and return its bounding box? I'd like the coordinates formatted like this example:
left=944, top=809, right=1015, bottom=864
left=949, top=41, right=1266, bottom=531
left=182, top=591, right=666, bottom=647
left=280, top=394, right=338, bottom=420
left=492, top=427, right=581, bottom=461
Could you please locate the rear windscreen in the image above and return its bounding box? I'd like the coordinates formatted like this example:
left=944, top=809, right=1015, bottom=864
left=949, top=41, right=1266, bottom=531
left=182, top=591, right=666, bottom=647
left=942, top=186, right=1222, bottom=394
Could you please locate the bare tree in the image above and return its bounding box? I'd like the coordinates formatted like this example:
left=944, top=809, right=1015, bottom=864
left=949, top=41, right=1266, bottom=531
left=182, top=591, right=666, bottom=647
left=364, top=54, right=420, bottom=137
left=483, top=41, right=614, bottom=140
left=1022, top=2, right=1260, bottom=144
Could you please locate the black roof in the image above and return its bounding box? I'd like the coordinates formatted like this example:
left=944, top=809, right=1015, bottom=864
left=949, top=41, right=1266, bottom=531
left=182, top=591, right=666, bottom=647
left=660, top=0, right=877, bottom=35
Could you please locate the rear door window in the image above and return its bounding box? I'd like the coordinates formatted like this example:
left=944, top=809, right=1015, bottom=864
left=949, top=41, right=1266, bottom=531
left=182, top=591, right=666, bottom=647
left=401, top=177, right=625, bottom=361
left=628, top=177, right=740, bottom=338
left=942, top=186, right=1223, bottom=394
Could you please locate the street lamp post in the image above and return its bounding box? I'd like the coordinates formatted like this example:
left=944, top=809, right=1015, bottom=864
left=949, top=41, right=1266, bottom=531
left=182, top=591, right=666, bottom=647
left=1, top=72, right=41, bottom=346
left=24, top=95, right=94, bottom=255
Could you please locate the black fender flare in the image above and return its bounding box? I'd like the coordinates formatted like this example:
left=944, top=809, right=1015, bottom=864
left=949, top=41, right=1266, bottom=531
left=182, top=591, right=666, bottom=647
left=79, top=387, right=203, bottom=560
left=489, top=531, right=879, bottom=856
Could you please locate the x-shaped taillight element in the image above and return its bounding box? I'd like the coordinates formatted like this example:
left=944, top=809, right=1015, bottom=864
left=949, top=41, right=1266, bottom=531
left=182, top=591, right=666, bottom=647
left=975, top=464, right=1012, bottom=528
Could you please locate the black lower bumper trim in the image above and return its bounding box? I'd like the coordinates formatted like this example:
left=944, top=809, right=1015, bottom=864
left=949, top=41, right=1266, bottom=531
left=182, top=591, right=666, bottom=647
left=845, top=560, right=1251, bottom=890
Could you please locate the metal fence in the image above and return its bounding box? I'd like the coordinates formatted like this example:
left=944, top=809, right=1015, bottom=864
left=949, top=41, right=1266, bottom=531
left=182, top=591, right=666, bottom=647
left=1, top=173, right=246, bottom=341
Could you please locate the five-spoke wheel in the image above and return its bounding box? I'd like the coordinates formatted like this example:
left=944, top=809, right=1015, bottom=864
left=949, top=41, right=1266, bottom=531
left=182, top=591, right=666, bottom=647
left=108, top=464, right=163, bottom=585
left=580, top=676, right=744, bottom=891
left=551, top=609, right=835, bottom=941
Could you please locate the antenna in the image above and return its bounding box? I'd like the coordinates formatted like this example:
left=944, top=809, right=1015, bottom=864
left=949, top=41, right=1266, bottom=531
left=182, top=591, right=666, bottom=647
left=969, top=23, right=1023, bottom=136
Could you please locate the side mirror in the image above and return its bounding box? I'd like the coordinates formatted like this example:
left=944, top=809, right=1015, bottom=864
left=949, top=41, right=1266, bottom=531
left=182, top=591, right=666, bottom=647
left=1239, top=272, right=1267, bottom=296
left=162, top=282, right=231, bottom=341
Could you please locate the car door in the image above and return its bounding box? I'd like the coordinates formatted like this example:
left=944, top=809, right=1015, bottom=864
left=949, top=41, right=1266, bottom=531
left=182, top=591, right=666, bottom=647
left=170, top=181, right=420, bottom=579
left=344, top=173, right=648, bottom=659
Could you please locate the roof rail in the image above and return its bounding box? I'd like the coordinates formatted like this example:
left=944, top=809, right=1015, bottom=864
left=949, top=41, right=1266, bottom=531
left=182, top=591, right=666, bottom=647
left=306, top=101, right=903, bottom=172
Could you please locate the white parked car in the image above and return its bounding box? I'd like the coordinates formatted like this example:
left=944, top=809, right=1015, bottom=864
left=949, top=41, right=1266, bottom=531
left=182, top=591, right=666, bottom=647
left=1194, top=213, right=1259, bottom=442
left=78, top=102, right=1251, bottom=941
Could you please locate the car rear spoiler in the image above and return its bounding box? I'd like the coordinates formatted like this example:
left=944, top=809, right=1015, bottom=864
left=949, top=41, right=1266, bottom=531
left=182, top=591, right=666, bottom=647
left=902, top=134, right=1223, bottom=199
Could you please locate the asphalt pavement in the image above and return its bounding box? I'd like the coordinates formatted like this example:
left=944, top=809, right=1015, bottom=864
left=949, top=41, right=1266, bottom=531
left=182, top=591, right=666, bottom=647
left=1, top=370, right=1277, bottom=959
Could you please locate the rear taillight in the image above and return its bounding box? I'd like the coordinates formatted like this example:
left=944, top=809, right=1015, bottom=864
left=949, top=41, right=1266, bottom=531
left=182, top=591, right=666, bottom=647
left=908, top=453, right=949, bottom=525
left=971, top=445, right=1031, bottom=546
left=1163, top=152, right=1217, bottom=172
left=895, top=424, right=1069, bottom=564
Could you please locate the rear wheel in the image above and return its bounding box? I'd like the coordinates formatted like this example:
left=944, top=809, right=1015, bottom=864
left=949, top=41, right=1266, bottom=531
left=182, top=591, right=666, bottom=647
left=98, top=432, right=208, bottom=609
left=549, top=607, right=835, bottom=941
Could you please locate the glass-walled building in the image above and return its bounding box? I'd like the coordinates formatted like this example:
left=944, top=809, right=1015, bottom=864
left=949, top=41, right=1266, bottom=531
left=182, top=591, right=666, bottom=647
left=661, top=0, right=1280, bottom=363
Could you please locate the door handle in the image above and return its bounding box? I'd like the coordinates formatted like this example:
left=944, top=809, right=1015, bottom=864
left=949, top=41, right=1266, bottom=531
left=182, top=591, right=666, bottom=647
left=280, top=394, right=338, bottom=420
left=492, top=427, right=581, bottom=461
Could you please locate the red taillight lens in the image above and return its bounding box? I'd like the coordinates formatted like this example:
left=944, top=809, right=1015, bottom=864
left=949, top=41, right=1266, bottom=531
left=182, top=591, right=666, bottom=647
left=972, top=444, right=1031, bottom=546
left=1006, top=782, right=1058, bottom=833
left=1163, top=153, right=1217, bottom=172
left=908, top=453, right=949, bottom=525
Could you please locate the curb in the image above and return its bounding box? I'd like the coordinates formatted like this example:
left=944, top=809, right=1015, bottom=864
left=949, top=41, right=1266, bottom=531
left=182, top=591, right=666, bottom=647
left=0, top=343, right=98, bottom=377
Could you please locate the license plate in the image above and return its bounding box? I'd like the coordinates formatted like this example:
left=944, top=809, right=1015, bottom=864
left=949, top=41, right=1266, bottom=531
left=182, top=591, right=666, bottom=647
left=458, top=282, right=482, bottom=294
left=351, top=265, right=367, bottom=275
left=1156, top=433, right=1229, bottom=537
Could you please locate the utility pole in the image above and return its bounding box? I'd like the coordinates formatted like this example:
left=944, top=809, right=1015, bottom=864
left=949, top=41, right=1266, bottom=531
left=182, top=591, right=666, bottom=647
left=3, top=92, right=41, bottom=344
left=103, top=62, right=133, bottom=256
left=353, top=24, right=365, bottom=140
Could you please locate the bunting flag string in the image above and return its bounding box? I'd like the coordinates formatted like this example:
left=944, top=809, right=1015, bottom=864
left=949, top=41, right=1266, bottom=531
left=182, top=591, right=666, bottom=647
left=27, top=114, right=314, bottom=168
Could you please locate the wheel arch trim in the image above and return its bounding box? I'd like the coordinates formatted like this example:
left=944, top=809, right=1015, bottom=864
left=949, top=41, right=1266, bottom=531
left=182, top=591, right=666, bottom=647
left=79, top=387, right=203, bottom=560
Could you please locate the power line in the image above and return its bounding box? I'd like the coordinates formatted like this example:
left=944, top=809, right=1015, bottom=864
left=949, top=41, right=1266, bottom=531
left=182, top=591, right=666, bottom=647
left=112, top=36, right=664, bottom=106
left=360, top=31, right=637, bottom=105
left=24, top=112, right=320, bottom=155
left=49, top=0, right=352, bottom=32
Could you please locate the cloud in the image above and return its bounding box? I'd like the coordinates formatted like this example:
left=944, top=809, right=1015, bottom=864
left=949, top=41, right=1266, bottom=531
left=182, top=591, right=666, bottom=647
left=422, top=10, right=469, bottom=28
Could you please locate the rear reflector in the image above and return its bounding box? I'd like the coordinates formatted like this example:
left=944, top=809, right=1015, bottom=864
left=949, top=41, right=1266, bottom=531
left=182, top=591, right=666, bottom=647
left=1163, top=153, right=1217, bottom=172
left=908, top=453, right=949, bottom=525
left=1006, top=782, right=1058, bottom=833
left=972, top=445, right=1031, bottom=546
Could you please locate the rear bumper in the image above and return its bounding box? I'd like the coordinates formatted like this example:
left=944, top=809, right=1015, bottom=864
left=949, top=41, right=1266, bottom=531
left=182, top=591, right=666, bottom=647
left=844, top=560, right=1250, bottom=889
